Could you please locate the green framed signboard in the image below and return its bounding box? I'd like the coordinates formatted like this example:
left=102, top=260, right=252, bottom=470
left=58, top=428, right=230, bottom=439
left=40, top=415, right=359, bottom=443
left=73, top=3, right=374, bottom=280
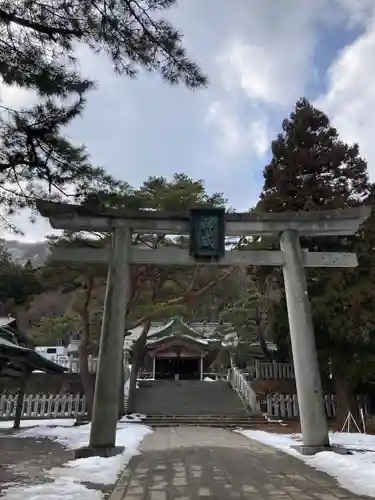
left=189, top=207, right=225, bottom=261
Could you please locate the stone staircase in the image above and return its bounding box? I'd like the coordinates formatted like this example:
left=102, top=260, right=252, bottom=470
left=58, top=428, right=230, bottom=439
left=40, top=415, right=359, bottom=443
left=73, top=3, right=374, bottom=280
left=129, top=379, right=266, bottom=428
left=137, top=414, right=267, bottom=428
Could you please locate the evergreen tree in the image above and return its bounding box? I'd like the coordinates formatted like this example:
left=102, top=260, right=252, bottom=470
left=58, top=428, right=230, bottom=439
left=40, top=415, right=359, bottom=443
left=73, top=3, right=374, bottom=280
left=257, top=98, right=375, bottom=421
left=258, top=97, right=369, bottom=213
left=0, top=0, right=207, bottom=231
left=0, top=245, right=43, bottom=305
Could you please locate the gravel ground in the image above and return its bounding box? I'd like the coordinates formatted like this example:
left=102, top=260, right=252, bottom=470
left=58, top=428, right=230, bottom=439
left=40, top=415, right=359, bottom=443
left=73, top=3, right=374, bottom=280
left=0, top=428, right=72, bottom=495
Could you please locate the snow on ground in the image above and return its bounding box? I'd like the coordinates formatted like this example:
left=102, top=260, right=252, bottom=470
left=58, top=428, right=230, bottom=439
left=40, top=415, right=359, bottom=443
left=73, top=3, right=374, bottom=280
left=1, top=417, right=152, bottom=500
left=239, top=430, right=375, bottom=498
left=0, top=419, right=77, bottom=429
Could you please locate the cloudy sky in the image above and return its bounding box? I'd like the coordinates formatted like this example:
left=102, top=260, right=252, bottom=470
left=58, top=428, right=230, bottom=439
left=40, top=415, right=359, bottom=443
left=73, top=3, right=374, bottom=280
left=2, top=0, right=375, bottom=241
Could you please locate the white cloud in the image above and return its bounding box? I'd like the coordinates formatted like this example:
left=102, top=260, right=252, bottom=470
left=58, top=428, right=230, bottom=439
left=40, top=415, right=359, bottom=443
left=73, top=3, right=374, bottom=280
left=250, top=118, right=270, bottom=158
left=215, top=1, right=328, bottom=106
left=0, top=82, right=38, bottom=109
left=205, top=0, right=333, bottom=162
left=317, top=9, right=375, bottom=177
left=217, top=39, right=306, bottom=106
left=205, top=101, right=270, bottom=160
left=336, top=0, right=375, bottom=28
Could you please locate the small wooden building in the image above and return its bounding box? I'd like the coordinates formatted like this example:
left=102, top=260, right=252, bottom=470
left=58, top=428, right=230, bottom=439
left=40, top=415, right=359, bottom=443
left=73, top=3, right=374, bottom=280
left=137, top=317, right=221, bottom=380
left=0, top=316, right=67, bottom=427
left=0, top=316, right=67, bottom=377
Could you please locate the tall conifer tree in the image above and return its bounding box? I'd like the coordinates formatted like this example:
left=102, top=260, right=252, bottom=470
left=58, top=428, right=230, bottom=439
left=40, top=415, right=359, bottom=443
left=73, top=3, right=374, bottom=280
left=258, top=97, right=369, bottom=213
left=257, top=98, right=375, bottom=421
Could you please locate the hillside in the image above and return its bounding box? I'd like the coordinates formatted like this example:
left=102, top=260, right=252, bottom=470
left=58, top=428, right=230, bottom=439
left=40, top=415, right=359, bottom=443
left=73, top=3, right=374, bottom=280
left=1, top=239, right=49, bottom=267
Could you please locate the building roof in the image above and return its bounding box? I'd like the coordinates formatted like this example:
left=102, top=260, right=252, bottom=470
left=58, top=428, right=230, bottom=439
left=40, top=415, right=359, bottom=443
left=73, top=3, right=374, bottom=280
left=124, top=317, right=276, bottom=354
left=0, top=320, right=66, bottom=376
left=145, top=334, right=221, bottom=356
left=0, top=341, right=67, bottom=375
left=0, top=316, right=16, bottom=328
left=0, top=337, right=29, bottom=351
left=0, top=316, right=34, bottom=348
left=125, top=317, right=220, bottom=346
left=147, top=334, right=210, bottom=348
left=141, top=319, right=221, bottom=352
left=147, top=317, right=205, bottom=340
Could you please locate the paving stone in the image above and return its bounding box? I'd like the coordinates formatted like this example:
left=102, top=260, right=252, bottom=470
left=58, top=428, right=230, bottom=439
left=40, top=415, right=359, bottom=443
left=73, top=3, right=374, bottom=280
left=109, top=426, right=371, bottom=500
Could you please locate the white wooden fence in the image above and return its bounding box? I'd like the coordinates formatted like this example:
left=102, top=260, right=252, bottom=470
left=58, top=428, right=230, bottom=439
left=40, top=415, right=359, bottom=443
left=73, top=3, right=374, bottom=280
left=262, top=394, right=369, bottom=419
left=255, top=360, right=295, bottom=380
left=228, top=366, right=260, bottom=413
left=0, top=393, right=87, bottom=420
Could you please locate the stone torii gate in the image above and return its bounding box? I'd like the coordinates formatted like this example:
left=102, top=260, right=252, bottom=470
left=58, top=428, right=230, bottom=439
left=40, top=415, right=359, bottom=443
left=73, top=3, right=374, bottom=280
left=36, top=200, right=371, bottom=457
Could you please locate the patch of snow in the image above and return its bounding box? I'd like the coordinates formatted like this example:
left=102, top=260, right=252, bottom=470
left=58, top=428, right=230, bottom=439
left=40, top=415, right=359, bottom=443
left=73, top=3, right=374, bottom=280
left=3, top=478, right=102, bottom=500
left=239, top=430, right=375, bottom=498
left=124, top=378, right=130, bottom=395
left=0, top=419, right=75, bottom=429
left=262, top=413, right=287, bottom=426
left=2, top=419, right=152, bottom=499
left=203, top=377, right=215, bottom=382
left=120, top=413, right=146, bottom=423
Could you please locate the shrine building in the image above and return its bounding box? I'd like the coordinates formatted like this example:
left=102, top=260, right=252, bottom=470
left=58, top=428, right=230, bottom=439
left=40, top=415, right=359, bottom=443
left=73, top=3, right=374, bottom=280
left=124, top=317, right=275, bottom=380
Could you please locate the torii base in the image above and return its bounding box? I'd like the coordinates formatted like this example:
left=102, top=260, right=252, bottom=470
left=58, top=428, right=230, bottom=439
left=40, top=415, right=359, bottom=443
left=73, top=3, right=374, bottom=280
left=292, top=443, right=353, bottom=456
left=291, top=444, right=331, bottom=456
left=74, top=445, right=124, bottom=459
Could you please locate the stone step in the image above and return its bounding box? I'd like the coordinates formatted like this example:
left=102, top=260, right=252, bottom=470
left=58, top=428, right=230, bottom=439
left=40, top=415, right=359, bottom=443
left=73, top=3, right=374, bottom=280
left=133, top=380, right=250, bottom=416
left=142, top=422, right=263, bottom=429
left=133, top=414, right=267, bottom=429
left=141, top=417, right=265, bottom=423
left=138, top=415, right=264, bottom=421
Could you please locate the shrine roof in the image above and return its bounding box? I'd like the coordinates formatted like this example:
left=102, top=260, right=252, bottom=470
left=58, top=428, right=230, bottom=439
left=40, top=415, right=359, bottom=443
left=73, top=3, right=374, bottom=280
left=146, top=333, right=212, bottom=348
left=125, top=317, right=214, bottom=345
left=147, top=317, right=204, bottom=340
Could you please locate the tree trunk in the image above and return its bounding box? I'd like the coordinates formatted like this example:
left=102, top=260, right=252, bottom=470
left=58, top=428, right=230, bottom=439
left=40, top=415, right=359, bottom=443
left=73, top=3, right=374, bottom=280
left=79, top=277, right=95, bottom=420
left=333, top=369, right=358, bottom=426
left=13, top=366, right=27, bottom=430
left=79, top=339, right=94, bottom=420
left=259, top=329, right=273, bottom=361
left=126, top=321, right=151, bottom=414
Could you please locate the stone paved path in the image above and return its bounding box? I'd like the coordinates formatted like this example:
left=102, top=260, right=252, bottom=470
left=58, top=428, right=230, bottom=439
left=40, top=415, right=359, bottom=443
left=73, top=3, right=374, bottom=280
left=110, top=426, right=371, bottom=500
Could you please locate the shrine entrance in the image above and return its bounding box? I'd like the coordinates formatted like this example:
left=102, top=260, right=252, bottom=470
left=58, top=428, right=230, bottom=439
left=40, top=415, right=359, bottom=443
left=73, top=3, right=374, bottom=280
left=36, top=200, right=370, bottom=455
left=145, top=325, right=211, bottom=381
left=155, top=357, right=200, bottom=380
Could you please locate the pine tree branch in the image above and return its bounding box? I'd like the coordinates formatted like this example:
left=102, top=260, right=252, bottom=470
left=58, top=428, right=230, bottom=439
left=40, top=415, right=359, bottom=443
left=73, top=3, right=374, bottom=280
left=127, top=267, right=235, bottom=330
left=0, top=8, right=84, bottom=39
left=123, top=0, right=207, bottom=87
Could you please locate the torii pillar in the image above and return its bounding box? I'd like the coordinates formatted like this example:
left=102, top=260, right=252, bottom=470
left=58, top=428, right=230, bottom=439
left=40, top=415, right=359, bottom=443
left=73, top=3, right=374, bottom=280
left=281, top=230, right=329, bottom=453
left=79, top=226, right=132, bottom=457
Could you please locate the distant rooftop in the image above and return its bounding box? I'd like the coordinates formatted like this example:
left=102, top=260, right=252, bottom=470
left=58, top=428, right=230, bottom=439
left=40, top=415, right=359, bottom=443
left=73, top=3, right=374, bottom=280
left=125, top=318, right=222, bottom=343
